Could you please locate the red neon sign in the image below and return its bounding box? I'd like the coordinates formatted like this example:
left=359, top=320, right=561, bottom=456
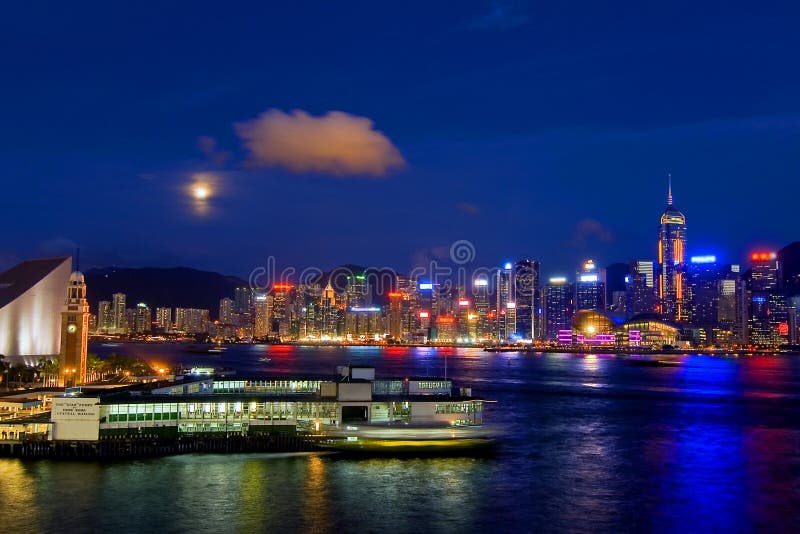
left=751, top=252, right=776, bottom=262
left=273, top=284, right=293, bottom=291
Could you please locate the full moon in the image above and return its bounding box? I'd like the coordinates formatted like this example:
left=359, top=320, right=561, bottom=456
left=192, top=184, right=210, bottom=200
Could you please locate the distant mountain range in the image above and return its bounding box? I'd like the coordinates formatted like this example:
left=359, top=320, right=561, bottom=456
left=85, top=267, right=247, bottom=319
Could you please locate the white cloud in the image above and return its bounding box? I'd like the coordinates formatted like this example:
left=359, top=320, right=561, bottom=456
left=234, top=109, right=406, bottom=177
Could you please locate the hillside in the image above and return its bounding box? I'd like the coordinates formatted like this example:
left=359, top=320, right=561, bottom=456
left=84, top=267, right=247, bottom=319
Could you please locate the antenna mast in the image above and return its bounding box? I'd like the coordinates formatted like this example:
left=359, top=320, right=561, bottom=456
left=667, top=173, right=673, bottom=206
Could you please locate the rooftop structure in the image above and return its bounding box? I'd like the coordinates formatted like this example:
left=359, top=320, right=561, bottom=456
left=0, top=257, right=72, bottom=364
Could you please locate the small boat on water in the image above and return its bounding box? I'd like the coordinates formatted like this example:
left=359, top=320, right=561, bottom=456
left=258, top=356, right=272, bottom=363
left=318, top=423, right=497, bottom=455
left=484, top=346, right=523, bottom=352
left=183, top=343, right=227, bottom=354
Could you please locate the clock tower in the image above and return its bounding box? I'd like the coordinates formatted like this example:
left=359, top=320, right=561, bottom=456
left=59, top=271, right=89, bottom=387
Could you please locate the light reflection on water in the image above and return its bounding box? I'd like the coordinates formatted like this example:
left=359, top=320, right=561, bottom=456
left=1, top=345, right=800, bottom=532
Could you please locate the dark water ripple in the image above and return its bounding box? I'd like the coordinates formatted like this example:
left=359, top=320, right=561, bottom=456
left=1, top=344, right=800, bottom=533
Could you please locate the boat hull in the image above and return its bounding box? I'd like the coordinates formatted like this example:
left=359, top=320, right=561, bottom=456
left=318, top=424, right=498, bottom=456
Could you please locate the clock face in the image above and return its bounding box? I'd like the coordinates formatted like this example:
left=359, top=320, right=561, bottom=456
left=67, top=324, right=77, bottom=334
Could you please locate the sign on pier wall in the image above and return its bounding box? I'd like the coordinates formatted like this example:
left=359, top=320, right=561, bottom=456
left=52, top=397, right=100, bottom=441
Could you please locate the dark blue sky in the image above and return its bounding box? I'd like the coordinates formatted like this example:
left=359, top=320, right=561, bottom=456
left=2, top=1, right=799, bottom=279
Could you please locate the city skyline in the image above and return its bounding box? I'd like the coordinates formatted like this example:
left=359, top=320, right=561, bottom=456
left=66, top=187, right=798, bottom=349
left=2, top=2, right=799, bottom=277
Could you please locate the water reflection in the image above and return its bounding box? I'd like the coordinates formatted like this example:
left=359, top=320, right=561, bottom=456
left=324, top=458, right=486, bottom=531
left=0, top=460, right=36, bottom=516
left=743, top=426, right=800, bottom=531
left=657, top=411, right=749, bottom=532
left=302, top=455, right=330, bottom=533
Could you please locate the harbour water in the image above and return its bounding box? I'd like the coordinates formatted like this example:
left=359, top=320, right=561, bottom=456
left=2, top=344, right=800, bottom=532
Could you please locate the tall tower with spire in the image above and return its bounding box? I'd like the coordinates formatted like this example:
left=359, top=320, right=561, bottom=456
left=658, top=175, right=689, bottom=323
left=59, top=270, right=89, bottom=386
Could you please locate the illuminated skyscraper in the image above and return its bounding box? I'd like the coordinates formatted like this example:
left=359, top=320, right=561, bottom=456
left=345, top=272, right=368, bottom=309
left=747, top=252, right=786, bottom=346
left=514, top=259, right=540, bottom=340
left=658, top=178, right=689, bottom=322
left=218, top=297, right=236, bottom=339
left=575, top=259, right=605, bottom=311
left=436, top=316, right=456, bottom=342
left=436, top=285, right=455, bottom=319
left=133, top=303, right=151, bottom=333
left=98, top=300, right=112, bottom=333
left=234, top=286, right=254, bottom=313
left=627, top=259, right=657, bottom=315
left=175, top=308, right=210, bottom=334
left=293, top=284, right=319, bottom=339
left=749, top=252, right=780, bottom=292
left=457, top=298, right=471, bottom=340
left=473, top=277, right=490, bottom=340
left=155, top=307, right=172, bottom=331
left=688, top=256, right=720, bottom=326
left=345, top=306, right=382, bottom=339
left=418, top=281, right=436, bottom=329
left=719, top=268, right=748, bottom=346
left=253, top=293, right=272, bottom=339
left=504, top=302, right=516, bottom=340
left=394, top=276, right=416, bottom=334
left=496, top=263, right=512, bottom=339
left=219, top=298, right=235, bottom=325
left=687, top=256, right=744, bottom=346
left=320, top=283, right=338, bottom=338
left=271, top=284, right=293, bottom=337
left=388, top=292, right=404, bottom=339
left=544, top=277, right=572, bottom=339
left=125, top=308, right=136, bottom=335
left=112, top=292, right=127, bottom=334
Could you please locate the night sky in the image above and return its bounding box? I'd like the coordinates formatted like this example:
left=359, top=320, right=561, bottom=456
left=2, top=1, right=799, bottom=279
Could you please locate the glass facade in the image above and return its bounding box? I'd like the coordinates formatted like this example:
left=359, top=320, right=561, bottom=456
left=101, top=399, right=340, bottom=436
left=514, top=259, right=541, bottom=340
left=544, top=280, right=572, bottom=340
left=212, top=379, right=322, bottom=395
